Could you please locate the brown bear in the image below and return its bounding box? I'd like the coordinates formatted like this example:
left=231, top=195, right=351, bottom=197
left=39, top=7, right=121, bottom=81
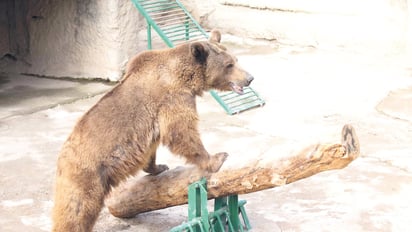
left=52, top=30, right=254, bottom=232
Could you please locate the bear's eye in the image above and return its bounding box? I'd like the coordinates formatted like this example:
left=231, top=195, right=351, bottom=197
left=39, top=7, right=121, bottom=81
left=226, top=63, right=234, bottom=69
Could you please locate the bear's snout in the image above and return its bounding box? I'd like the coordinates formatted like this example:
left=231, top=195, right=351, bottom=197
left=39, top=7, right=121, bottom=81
left=246, top=73, right=254, bottom=86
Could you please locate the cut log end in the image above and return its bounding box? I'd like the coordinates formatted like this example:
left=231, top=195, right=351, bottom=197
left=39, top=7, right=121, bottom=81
left=341, top=124, right=360, bottom=158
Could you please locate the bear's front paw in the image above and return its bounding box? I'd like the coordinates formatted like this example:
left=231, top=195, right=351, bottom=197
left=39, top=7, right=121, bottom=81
left=207, top=152, right=229, bottom=173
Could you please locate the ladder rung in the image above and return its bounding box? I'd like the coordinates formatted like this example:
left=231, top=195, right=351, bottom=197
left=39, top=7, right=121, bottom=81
left=154, top=16, right=188, bottom=25
left=162, top=23, right=200, bottom=32
left=162, top=29, right=203, bottom=40
left=155, top=16, right=188, bottom=25
left=142, top=3, right=177, bottom=11
left=167, top=29, right=203, bottom=39
left=154, top=19, right=191, bottom=28
left=162, top=26, right=200, bottom=36
left=139, top=0, right=170, bottom=4
left=228, top=100, right=261, bottom=110
left=230, top=103, right=263, bottom=114
left=228, top=99, right=263, bottom=110
left=220, top=93, right=255, bottom=102
left=222, top=91, right=259, bottom=101
left=140, top=1, right=176, bottom=7
left=149, top=8, right=182, bottom=15
left=221, top=94, right=256, bottom=103
left=140, top=0, right=171, bottom=4
left=147, top=5, right=180, bottom=13
left=224, top=95, right=259, bottom=105
left=138, top=0, right=170, bottom=2
left=230, top=98, right=264, bottom=107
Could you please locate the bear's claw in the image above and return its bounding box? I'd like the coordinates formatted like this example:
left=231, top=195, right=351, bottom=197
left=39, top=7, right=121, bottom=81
left=207, top=152, right=229, bottom=173
left=149, top=164, right=169, bottom=175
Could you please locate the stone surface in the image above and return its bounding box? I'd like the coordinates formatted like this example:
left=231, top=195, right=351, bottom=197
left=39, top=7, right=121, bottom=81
left=377, top=86, right=412, bottom=122
left=1, top=37, right=412, bottom=231
left=0, top=73, right=114, bottom=119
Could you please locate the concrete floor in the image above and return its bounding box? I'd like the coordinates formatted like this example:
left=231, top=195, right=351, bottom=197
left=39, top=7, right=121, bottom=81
left=1, top=42, right=412, bottom=232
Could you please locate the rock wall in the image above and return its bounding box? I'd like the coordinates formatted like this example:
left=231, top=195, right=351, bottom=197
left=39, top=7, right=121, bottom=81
left=0, top=0, right=144, bottom=81
left=0, top=0, right=30, bottom=62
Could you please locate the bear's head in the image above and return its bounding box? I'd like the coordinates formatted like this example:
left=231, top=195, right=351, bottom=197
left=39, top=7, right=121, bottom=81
left=189, top=30, right=254, bottom=95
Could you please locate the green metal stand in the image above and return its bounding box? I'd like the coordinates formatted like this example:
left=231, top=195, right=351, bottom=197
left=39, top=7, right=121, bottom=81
left=130, top=0, right=265, bottom=115
left=170, top=178, right=251, bottom=232
left=209, top=86, right=265, bottom=115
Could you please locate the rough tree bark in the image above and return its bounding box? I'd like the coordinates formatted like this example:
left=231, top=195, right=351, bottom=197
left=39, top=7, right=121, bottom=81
left=106, top=124, right=360, bottom=218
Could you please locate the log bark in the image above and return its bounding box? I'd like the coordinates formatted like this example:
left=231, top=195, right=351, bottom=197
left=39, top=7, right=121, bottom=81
left=107, top=124, right=360, bottom=218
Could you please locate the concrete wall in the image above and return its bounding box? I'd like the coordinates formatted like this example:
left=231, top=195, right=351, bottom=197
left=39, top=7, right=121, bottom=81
left=0, top=0, right=30, bottom=61
left=0, top=0, right=144, bottom=81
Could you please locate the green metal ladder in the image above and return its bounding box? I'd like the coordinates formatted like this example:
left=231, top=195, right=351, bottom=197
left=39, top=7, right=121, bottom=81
left=131, top=0, right=265, bottom=115
left=170, top=178, right=251, bottom=232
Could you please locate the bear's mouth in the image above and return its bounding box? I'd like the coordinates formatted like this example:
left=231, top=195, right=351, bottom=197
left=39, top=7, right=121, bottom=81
left=230, top=83, right=244, bottom=95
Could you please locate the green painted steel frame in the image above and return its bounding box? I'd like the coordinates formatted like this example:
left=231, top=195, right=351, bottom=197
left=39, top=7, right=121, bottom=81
left=130, top=0, right=207, bottom=49
left=170, top=178, right=251, bottom=232
left=209, top=86, right=265, bottom=115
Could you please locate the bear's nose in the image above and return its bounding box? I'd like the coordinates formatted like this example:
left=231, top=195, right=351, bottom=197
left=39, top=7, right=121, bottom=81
left=246, top=74, right=254, bottom=85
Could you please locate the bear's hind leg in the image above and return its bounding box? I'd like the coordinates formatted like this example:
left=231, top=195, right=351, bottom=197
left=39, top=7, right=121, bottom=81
left=52, top=173, right=105, bottom=232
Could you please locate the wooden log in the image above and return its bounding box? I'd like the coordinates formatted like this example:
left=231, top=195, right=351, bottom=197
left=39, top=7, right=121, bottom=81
left=107, top=124, right=360, bottom=218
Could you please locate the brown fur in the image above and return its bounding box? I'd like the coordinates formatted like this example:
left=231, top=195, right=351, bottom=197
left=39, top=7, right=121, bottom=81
left=52, top=30, right=253, bottom=232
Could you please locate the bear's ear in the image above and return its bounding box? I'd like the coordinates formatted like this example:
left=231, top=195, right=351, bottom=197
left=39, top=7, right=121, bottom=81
left=190, top=42, right=209, bottom=63
left=209, top=29, right=221, bottom=43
